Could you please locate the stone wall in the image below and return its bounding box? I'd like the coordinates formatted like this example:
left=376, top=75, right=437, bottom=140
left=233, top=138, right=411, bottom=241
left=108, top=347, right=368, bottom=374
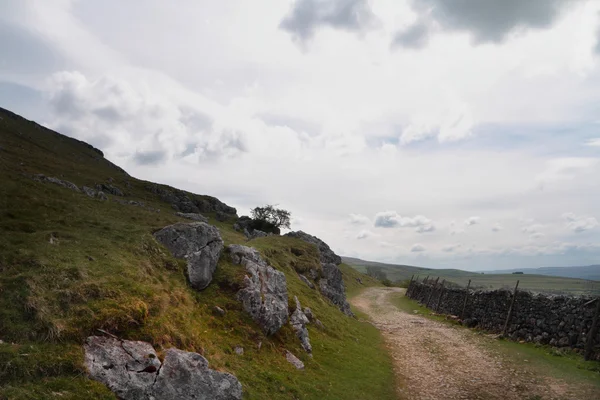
left=406, top=280, right=600, bottom=360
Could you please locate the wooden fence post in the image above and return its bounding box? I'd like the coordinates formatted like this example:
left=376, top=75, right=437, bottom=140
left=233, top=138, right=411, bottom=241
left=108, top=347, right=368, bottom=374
left=426, top=277, right=440, bottom=308
left=460, top=279, right=471, bottom=321
left=435, top=280, right=446, bottom=312
left=584, top=297, right=600, bottom=361
left=502, top=280, right=520, bottom=337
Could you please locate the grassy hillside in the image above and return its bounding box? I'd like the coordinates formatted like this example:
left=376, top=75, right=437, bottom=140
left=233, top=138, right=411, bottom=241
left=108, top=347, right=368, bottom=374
left=0, top=107, right=395, bottom=399
left=344, top=257, right=600, bottom=296
left=483, top=265, right=600, bottom=281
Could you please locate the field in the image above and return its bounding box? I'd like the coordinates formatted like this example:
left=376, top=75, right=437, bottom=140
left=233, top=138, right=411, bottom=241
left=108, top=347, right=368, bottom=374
left=343, top=257, right=600, bottom=296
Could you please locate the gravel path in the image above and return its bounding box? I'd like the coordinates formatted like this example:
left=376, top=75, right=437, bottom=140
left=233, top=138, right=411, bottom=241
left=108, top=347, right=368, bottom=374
left=351, top=287, right=593, bottom=400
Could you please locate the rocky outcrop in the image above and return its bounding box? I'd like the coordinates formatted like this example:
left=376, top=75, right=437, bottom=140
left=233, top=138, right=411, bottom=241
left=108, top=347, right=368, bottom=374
left=228, top=244, right=288, bottom=335
left=96, top=183, right=124, bottom=196
left=147, top=184, right=237, bottom=216
left=290, top=296, right=312, bottom=354
left=33, top=174, right=80, bottom=192
left=298, top=274, right=315, bottom=289
left=82, top=186, right=96, bottom=197
left=154, top=222, right=223, bottom=290
left=319, top=263, right=354, bottom=317
left=285, top=231, right=341, bottom=265
left=176, top=212, right=209, bottom=223
left=85, top=336, right=242, bottom=400
left=285, top=231, right=353, bottom=316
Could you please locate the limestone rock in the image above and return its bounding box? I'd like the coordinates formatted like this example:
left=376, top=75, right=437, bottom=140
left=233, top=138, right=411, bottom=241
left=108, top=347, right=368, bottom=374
left=298, top=274, right=315, bottom=289
left=285, top=350, right=304, bottom=370
left=82, top=186, right=97, bottom=197
left=154, top=222, right=223, bottom=290
left=319, top=263, right=354, bottom=317
left=212, top=306, right=226, bottom=317
left=176, top=212, right=209, bottom=222
left=96, top=183, right=124, bottom=196
left=97, top=191, right=108, bottom=201
left=303, top=307, right=314, bottom=322
left=290, top=296, right=312, bottom=354
left=152, top=348, right=242, bottom=400
left=85, top=336, right=242, bottom=400
left=34, top=174, right=80, bottom=192
left=248, top=229, right=268, bottom=240
left=284, top=231, right=341, bottom=265
left=229, top=244, right=288, bottom=335
left=84, top=336, right=161, bottom=400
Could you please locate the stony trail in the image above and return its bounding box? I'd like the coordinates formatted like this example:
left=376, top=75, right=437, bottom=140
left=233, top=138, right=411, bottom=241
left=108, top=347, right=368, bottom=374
left=351, top=287, right=596, bottom=400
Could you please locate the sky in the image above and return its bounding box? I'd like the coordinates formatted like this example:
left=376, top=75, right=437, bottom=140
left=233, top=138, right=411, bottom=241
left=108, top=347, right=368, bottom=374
left=1, top=0, right=600, bottom=271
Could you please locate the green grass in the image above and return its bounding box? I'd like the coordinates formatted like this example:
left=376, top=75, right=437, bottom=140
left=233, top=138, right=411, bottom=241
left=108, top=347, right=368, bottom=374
left=0, top=108, right=396, bottom=399
left=390, top=292, right=600, bottom=393
left=344, top=258, right=600, bottom=295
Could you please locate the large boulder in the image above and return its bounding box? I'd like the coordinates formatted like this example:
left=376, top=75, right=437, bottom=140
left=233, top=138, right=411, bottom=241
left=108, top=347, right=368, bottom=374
left=152, top=348, right=242, bottom=400
left=229, top=244, right=288, bottom=335
left=319, top=263, right=354, bottom=317
left=33, top=174, right=80, bottom=192
left=285, top=231, right=341, bottom=265
left=176, top=212, right=209, bottom=223
left=84, top=336, right=161, bottom=400
left=84, top=336, right=242, bottom=400
left=290, top=296, right=312, bottom=354
left=147, top=184, right=237, bottom=216
left=154, top=222, right=223, bottom=290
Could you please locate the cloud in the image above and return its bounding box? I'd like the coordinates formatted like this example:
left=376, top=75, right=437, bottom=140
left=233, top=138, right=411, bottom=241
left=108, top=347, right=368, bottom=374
left=464, top=216, right=480, bottom=226
left=442, top=243, right=461, bottom=252
left=374, top=211, right=435, bottom=233
left=349, top=213, right=370, bottom=225
left=411, top=243, right=426, bottom=252
left=392, top=20, right=429, bottom=49
left=409, top=0, right=569, bottom=44
left=491, top=224, right=503, bottom=232
left=279, top=0, right=378, bottom=42
left=400, top=100, right=475, bottom=144
left=585, top=138, right=600, bottom=147
left=356, top=229, right=376, bottom=239
left=536, top=157, right=598, bottom=187
left=562, top=212, right=599, bottom=232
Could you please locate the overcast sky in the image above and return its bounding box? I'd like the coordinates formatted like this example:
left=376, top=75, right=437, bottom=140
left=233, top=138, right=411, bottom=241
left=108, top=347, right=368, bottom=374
left=2, top=0, right=600, bottom=270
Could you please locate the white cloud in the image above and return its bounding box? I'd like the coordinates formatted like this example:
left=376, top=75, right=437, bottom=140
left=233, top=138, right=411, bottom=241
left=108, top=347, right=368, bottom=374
left=442, top=243, right=461, bottom=252
left=356, top=229, right=376, bottom=239
left=464, top=216, right=480, bottom=226
left=349, top=213, right=370, bottom=225
left=492, top=224, right=503, bottom=232
left=562, top=212, right=599, bottom=232
left=411, top=244, right=426, bottom=252
left=374, top=211, right=435, bottom=233
left=585, top=138, right=600, bottom=146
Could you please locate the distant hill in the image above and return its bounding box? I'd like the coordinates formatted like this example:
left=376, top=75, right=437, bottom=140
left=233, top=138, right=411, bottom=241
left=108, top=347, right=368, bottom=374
left=342, top=257, right=600, bottom=296
left=482, top=265, right=600, bottom=281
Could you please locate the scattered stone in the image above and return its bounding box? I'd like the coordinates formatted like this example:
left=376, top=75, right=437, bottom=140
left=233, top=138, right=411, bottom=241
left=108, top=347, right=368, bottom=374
left=319, top=263, right=354, bottom=317
left=85, top=336, right=242, bottom=400
left=356, top=278, right=363, bottom=285
left=303, top=307, right=314, bottom=322
left=314, top=319, right=325, bottom=330
left=248, top=229, right=268, bottom=240
left=86, top=255, right=95, bottom=262
left=212, top=306, right=226, bottom=317
left=290, top=297, right=312, bottom=354
left=154, top=222, right=224, bottom=291
left=285, top=350, right=304, bottom=370
left=49, top=235, right=58, bottom=245
left=82, top=186, right=97, bottom=197
left=97, top=191, right=108, bottom=201
left=229, top=244, right=288, bottom=335
left=96, top=183, right=124, bottom=196
left=176, top=212, right=209, bottom=223
left=234, top=346, right=244, bottom=355
left=298, top=274, right=315, bottom=289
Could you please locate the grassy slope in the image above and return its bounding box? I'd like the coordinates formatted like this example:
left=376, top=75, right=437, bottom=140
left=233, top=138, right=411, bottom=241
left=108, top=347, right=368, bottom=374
left=0, top=108, right=395, bottom=400
left=344, top=258, right=600, bottom=296
left=390, top=293, right=600, bottom=393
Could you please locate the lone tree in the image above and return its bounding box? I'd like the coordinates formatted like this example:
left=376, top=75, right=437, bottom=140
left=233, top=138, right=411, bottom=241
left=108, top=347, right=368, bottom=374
left=251, top=205, right=291, bottom=230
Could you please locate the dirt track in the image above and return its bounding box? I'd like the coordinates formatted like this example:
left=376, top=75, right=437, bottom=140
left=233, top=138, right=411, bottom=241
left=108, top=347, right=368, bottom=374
left=351, top=287, right=594, bottom=400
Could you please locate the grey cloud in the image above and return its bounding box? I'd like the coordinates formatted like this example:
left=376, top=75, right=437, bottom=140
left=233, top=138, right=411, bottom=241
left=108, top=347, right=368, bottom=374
left=259, top=113, right=320, bottom=136
left=133, top=149, right=168, bottom=165
left=374, top=211, right=435, bottom=233
left=411, top=244, right=426, bottom=252
left=406, top=0, right=568, bottom=44
left=180, top=108, right=213, bottom=133
left=280, top=0, right=378, bottom=42
left=392, top=20, right=430, bottom=49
